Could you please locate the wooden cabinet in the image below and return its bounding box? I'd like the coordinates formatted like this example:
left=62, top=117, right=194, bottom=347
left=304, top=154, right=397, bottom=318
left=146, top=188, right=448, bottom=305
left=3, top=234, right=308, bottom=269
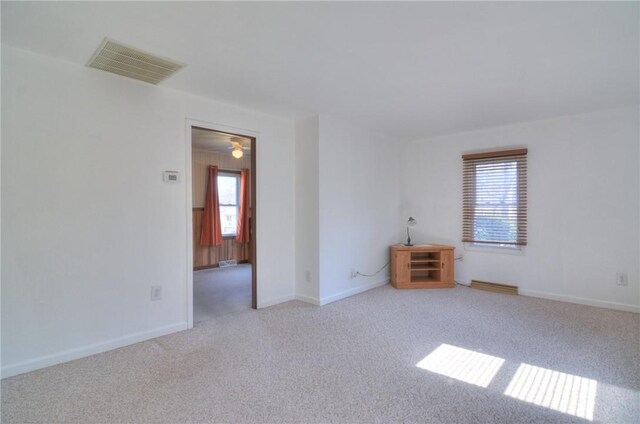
left=390, top=244, right=455, bottom=289
left=440, top=249, right=454, bottom=283
left=394, top=251, right=411, bottom=284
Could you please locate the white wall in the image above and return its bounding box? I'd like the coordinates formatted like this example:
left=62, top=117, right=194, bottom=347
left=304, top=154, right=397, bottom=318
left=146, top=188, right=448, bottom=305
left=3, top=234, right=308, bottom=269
left=294, top=116, right=320, bottom=302
left=1, top=46, right=296, bottom=377
left=317, top=116, right=401, bottom=304
left=402, top=107, right=640, bottom=312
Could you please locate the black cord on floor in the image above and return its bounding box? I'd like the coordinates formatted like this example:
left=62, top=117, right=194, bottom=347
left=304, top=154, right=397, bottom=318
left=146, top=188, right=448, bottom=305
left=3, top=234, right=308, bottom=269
left=356, top=262, right=390, bottom=277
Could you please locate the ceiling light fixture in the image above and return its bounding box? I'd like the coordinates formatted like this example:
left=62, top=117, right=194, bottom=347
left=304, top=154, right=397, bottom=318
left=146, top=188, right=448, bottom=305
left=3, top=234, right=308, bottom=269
left=232, top=148, right=244, bottom=159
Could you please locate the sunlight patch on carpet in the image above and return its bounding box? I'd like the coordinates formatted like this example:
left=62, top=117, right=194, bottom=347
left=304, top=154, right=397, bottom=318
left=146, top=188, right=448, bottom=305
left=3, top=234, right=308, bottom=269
left=504, top=363, right=597, bottom=421
left=416, top=344, right=505, bottom=388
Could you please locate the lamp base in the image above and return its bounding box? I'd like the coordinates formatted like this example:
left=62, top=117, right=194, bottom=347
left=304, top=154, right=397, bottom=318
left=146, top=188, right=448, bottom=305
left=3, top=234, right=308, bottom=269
left=403, top=243, right=413, bottom=247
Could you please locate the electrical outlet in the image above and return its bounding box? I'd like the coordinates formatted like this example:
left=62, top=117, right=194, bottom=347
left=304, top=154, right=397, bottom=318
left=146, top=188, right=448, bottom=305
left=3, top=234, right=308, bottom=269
left=151, top=285, right=162, bottom=300
left=305, top=270, right=311, bottom=282
left=350, top=270, right=358, bottom=279
left=616, top=273, right=628, bottom=286
left=459, top=254, right=464, bottom=262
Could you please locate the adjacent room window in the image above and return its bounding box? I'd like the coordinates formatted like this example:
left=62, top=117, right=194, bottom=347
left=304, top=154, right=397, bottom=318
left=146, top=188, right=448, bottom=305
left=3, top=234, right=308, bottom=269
left=462, top=149, right=528, bottom=247
left=217, top=172, right=240, bottom=237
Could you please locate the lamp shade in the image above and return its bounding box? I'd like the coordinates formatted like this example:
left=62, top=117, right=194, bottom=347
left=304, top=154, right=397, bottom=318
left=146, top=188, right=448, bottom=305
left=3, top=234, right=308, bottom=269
left=232, top=148, right=244, bottom=159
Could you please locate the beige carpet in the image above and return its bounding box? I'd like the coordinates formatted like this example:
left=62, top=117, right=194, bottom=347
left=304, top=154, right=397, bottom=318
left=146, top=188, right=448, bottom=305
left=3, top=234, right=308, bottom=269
left=194, top=264, right=252, bottom=323
left=2, top=285, right=639, bottom=423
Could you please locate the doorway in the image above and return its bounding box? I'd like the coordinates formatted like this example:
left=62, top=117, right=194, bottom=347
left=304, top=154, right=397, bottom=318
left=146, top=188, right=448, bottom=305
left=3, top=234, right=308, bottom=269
left=186, top=121, right=257, bottom=328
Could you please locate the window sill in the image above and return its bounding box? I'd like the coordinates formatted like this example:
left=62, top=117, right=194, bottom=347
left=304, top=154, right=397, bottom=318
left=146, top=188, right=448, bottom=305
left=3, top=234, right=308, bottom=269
left=463, top=243, right=525, bottom=256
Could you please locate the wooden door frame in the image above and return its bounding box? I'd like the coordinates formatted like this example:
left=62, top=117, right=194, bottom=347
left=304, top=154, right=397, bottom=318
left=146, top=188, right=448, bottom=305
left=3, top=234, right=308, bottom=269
left=185, top=119, right=258, bottom=329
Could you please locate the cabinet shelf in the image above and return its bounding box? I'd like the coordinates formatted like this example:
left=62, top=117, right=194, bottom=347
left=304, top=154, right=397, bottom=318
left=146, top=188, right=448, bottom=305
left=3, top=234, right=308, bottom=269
left=390, top=244, right=455, bottom=289
left=411, top=277, right=439, bottom=283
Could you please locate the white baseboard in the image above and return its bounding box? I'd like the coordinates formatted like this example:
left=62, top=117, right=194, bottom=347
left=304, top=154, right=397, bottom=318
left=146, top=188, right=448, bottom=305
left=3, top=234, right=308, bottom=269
left=1, top=322, right=188, bottom=379
left=257, top=294, right=295, bottom=309
left=519, top=289, right=639, bottom=313
left=319, top=279, right=389, bottom=306
left=295, top=293, right=320, bottom=305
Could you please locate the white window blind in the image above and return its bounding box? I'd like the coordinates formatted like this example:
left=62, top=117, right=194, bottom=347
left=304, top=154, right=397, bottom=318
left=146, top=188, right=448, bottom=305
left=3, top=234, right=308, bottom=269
left=462, top=149, right=528, bottom=246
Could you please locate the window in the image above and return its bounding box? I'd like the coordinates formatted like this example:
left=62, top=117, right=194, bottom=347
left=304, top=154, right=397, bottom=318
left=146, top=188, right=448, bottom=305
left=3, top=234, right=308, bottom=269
left=217, top=172, right=240, bottom=237
left=462, top=149, right=527, bottom=247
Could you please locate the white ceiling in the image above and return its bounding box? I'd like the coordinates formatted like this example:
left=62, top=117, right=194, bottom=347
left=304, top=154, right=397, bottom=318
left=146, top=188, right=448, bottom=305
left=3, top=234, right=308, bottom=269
left=2, top=2, right=638, bottom=139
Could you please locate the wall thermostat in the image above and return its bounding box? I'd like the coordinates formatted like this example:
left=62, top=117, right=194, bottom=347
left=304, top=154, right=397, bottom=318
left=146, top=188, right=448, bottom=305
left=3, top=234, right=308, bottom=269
left=163, top=171, right=180, bottom=183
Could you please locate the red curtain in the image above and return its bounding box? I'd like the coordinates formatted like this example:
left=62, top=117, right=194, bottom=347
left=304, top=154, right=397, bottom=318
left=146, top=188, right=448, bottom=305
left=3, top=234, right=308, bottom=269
left=236, top=168, right=251, bottom=243
left=201, top=166, right=223, bottom=246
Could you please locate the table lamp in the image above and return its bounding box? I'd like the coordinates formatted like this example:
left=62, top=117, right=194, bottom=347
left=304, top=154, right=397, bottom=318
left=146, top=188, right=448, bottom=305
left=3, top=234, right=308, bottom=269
left=405, top=217, right=417, bottom=246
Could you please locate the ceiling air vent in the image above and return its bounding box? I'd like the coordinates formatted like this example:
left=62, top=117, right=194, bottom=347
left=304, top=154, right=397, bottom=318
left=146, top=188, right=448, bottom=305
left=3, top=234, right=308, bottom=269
left=87, top=38, right=185, bottom=85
